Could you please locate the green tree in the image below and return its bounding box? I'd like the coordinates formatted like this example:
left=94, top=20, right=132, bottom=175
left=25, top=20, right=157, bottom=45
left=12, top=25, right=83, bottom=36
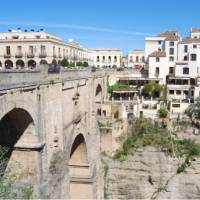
left=142, top=83, right=154, bottom=97
left=185, top=97, right=200, bottom=128
left=153, top=84, right=164, bottom=97
left=107, top=83, right=129, bottom=94
left=83, top=62, right=89, bottom=67
left=76, top=61, right=83, bottom=67
left=0, top=146, right=33, bottom=199
left=60, top=58, right=69, bottom=67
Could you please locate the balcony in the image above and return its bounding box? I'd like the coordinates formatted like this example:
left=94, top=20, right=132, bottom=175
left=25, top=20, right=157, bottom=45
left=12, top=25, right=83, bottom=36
left=15, top=52, right=23, bottom=58
left=39, top=53, right=47, bottom=58
left=27, top=52, right=35, bottom=58
left=4, top=53, right=11, bottom=58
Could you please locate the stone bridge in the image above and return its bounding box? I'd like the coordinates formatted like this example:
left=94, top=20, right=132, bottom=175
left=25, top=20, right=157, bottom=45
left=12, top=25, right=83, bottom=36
left=0, top=66, right=135, bottom=199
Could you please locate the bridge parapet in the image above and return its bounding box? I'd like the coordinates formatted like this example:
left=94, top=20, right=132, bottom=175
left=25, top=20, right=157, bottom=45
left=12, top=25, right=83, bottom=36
left=0, top=65, right=138, bottom=91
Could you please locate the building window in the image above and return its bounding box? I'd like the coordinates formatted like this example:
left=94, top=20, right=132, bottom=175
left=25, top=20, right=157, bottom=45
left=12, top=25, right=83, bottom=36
left=155, top=67, right=159, bottom=76
left=169, top=56, right=174, bottom=62
left=156, top=57, right=160, bottom=62
left=169, top=67, right=174, bottom=74
left=17, top=46, right=22, bottom=52
left=176, top=90, right=181, bottom=95
left=6, top=46, right=10, bottom=55
left=114, top=56, right=117, bottom=62
left=191, top=54, right=197, bottom=61
left=170, top=41, right=174, bottom=46
left=169, top=90, right=174, bottom=95
left=193, top=45, right=197, bottom=48
left=183, top=67, right=189, bottom=74
left=158, top=47, right=161, bottom=52
left=97, top=56, right=99, bottom=62
left=108, top=56, right=111, bottom=62
left=129, top=56, right=133, bottom=63
left=169, top=48, right=174, bottom=55
left=184, top=55, right=188, bottom=61
left=158, top=41, right=162, bottom=45
left=142, top=56, right=145, bottom=62
left=184, top=45, right=188, bottom=53
left=103, top=56, right=105, bottom=62
left=136, top=56, right=139, bottom=62
left=29, top=46, right=34, bottom=54
left=41, top=46, right=46, bottom=54
left=53, top=46, right=55, bottom=56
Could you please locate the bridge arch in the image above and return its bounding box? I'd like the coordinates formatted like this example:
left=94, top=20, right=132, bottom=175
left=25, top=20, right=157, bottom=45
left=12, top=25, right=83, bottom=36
left=0, top=107, right=39, bottom=192
left=68, top=133, right=93, bottom=199
left=95, top=84, right=103, bottom=101
left=69, top=134, right=88, bottom=165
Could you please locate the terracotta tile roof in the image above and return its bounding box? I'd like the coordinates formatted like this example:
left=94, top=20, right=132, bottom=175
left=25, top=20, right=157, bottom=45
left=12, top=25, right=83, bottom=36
left=191, top=28, right=200, bottom=33
left=157, top=31, right=180, bottom=41
left=179, top=38, right=200, bottom=44
left=149, top=51, right=166, bottom=57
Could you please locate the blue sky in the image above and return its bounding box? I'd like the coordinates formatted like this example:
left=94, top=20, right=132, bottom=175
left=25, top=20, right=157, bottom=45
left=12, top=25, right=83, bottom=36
left=0, top=0, right=200, bottom=54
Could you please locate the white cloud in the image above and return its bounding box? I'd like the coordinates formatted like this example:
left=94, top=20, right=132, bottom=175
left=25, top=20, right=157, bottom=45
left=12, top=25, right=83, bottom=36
left=0, top=21, right=153, bottom=36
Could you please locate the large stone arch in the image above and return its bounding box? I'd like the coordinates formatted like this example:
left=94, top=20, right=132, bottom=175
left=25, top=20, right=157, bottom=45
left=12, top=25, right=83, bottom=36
left=68, top=133, right=93, bottom=199
left=0, top=107, right=40, bottom=195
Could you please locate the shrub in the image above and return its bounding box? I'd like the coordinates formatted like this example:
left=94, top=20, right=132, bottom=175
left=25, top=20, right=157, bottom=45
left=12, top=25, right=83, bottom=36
left=76, top=61, right=83, bottom=67
left=60, top=58, right=69, bottom=67
left=83, top=62, right=89, bottom=67
left=158, top=107, right=168, bottom=118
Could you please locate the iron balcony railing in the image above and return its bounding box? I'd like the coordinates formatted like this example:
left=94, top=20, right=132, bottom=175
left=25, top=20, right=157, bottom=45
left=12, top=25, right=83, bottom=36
left=4, top=53, right=11, bottom=58
left=39, top=53, right=47, bottom=58
left=27, top=52, right=35, bottom=58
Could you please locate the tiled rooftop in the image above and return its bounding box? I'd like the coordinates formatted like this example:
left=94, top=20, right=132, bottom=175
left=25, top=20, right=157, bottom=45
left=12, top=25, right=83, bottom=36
left=149, top=51, right=166, bottom=57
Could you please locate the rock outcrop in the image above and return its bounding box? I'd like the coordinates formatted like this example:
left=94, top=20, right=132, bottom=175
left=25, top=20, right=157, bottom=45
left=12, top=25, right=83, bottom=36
left=103, top=146, right=200, bottom=199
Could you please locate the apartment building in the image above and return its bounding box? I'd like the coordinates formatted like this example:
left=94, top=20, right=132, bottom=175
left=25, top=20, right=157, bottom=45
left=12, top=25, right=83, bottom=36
left=92, top=48, right=122, bottom=68
left=128, top=50, right=145, bottom=68
left=0, top=29, right=93, bottom=69
left=145, top=30, right=181, bottom=83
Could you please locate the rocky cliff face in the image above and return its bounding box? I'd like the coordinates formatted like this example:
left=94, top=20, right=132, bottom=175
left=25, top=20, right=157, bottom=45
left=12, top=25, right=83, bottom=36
left=103, top=146, right=200, bottom=199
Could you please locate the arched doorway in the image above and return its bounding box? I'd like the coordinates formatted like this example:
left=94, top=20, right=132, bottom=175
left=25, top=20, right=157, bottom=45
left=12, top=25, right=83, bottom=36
left=69, top=134, right=93, bottom=199
left=16, top=60, right=25, bottom=69
left=52, top=59, right=57, bottom=66
left=28, top=60, right=36, bottom=69
left=0, top=108, right=39, bottom=195
left=5, top=60, right=13, bottom=69
left=40, top=60, right=48, bottom=65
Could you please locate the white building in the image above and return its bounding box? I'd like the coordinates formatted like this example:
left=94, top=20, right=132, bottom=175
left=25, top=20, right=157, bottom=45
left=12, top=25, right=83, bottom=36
left=92, top=48, right=122, bottom=68
left=128, top=50, right=145, bottom=68
left=0, top=29, right=93, bottom=69
left=145, top=30, right=181, bottom=83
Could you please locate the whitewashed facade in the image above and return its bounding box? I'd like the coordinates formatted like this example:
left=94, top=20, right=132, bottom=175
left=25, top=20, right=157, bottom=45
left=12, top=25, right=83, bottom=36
left=0, top=29, right=94, bottom=69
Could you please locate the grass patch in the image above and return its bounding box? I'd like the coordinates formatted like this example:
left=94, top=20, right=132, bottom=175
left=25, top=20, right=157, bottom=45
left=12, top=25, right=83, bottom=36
left=114, top=118, right=200, bottom=174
